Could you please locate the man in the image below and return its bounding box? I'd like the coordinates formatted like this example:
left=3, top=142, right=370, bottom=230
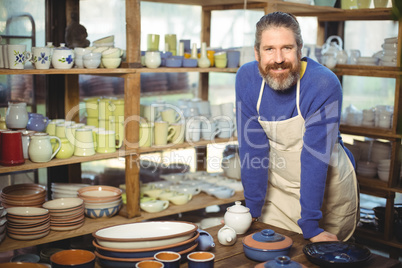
left=235, top=12, right=359, bottom=242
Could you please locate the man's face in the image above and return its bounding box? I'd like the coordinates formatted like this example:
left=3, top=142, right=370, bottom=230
left=255, top=26, right=301, bottom=91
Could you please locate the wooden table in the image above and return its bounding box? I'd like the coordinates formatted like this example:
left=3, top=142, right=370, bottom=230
left=186, top=221, right=402, bottom=268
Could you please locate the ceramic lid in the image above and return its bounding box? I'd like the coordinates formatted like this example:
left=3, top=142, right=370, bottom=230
left=243, top=229, right=293, bottom=251
left=254, top=256, right=307, bottom=268
left=227, top=201, right=249, bottom=213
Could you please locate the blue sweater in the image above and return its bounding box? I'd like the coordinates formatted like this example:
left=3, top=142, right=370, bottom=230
left=235, top=58, right=354, bottom=239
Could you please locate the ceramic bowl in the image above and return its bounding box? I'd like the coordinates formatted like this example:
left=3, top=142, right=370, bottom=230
left=102, top=57, right=122, bottom=68
left=78, top=185, right=122, bottom=198
left=182, top=58, right=198, bottom=68
left=43, top=197, right=83, bottom=211
left=160, top=173, right=186, bottom=183
left=92, top=231, right=199, bottom=259
left=242, top=229, right=293, bottom=262
left=0, top=263, right=49, bottom=268
left=84, top=198, right=122, bottom=209
left=303, top=241, right=371, bottom=267
left=50, top=249, right=95, bottom=268
left=84, top=202, right=122, bottom=218
left=165, top=56, right=183, bottom=67
left=93, top=35, right=115, bottom=44
left=83, top=58, right=101, bottom=69
left=93, top=221, right=198, bottom=249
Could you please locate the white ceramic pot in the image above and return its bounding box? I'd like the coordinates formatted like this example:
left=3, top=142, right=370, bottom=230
left=217, top=225, right=237, bottom=246
left=224, top=201, right=252, bottom=234
left=28, top=133, right=61, bottom=162
left=52, top=44, right=74, bottom=69
left=5, top=102, right=29, bottom=129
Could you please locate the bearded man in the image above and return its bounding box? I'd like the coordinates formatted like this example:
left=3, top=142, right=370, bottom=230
left=235, top=12, right=359, bottom=242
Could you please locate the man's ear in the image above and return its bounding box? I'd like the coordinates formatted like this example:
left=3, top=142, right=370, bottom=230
left=254, top=48, right=260, bottom=62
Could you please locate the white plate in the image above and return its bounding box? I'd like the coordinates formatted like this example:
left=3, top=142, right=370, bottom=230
left=6, top=207, right=49, bottom=217
left=43, top=198, right=83, bottom=210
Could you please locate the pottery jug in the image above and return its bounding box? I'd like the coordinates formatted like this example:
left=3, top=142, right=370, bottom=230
left=5, top=102, right=29, bottom=130
left=55, top=138, right=74, bottom=159
left=28, top=133, right=61, bottom=162
left=224, top=201, right=252, bottom=234
left=196, top=229, right=215, bottom=251
left=26, top=113, right=50, bottom=132
left=217, top=225, right=237, bottom=246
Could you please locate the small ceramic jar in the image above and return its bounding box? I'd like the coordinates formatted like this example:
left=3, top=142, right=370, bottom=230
left=217, top=225, right=237, bottom=246
left=5, top=102, right=29, bottom=130
left=224, top=201, right=252, bottom=234
left=52, top=43, right=74, bottom=69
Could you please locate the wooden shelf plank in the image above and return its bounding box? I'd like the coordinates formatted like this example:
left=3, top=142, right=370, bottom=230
left=339, top=125, right=401, bottom=140
left=0, top=149, right=138, bottom=174
left=334, top=65, right=401, bottom=78
left=0, top=192, right=244, bottom=252
left=138, top=137, right=237, bottom=154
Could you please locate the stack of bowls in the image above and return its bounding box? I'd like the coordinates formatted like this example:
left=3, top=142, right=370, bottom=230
left=92, top=221, right=198, bottom=267
left=0, top=207, right=6, bottom=243
left=83, top=52, right=102, bottom=69
left=356, top=161, right=377, bottom=178
left=0, top=184, right=46, bottom=208
left=51, top=183, right=90, bottom=199
left=6, top=207, right=50, bottom=240
left=78, top=185, right=123, bottom=218
left=380, top=37, right=397, bottom=67
left=42, top=197, right=85, bottom=231
left=371, top=141, right=391, bottom=164
left=377, top=159, right=390, bottom=182
left=93, top=35, right=115, bottom=48
left=101, top=47, right=123, bottom=68
left=74, top=47, right=92, bottom=68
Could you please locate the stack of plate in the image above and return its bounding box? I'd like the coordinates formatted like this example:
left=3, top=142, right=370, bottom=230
left=6, top=207, right=50, bottom=240
left=42, top=197, right=85, bottom=231
left=356, top=161, right=378, bottom=178
left=0, top=184, right=46, bottom=208
left=78, top=186, right=123, bottom=218
left=380, top=37, right=397, bottom=67
left=51, top=183, right=91, bottom=199
left=0, top=207, right=6, bottom=243
left=92, top=221, right=199, bottom=267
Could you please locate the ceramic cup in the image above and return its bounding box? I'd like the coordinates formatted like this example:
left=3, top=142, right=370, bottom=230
left=220, top=102, right=235, bottom=119
left=32, top=47, right=51, bottom=69
left=197, top=101, right=211, bottom=116
left=139, top=122, right=154, bottom=147
left=96, top=130, right=122, bottom=153
left=154, top=121, right=175, bottom=146
left=227, top=50, right=240, bottom=68
left=154, top=251, right=181, bottom=268
left=165, top=34, right=177, bottom=55
left=8, top=44, right=32, bottom=69
left=28, top=133, right=61, bottom=163
left=168, top=192, right=192, bottom=205
left=145, top=51, right=162, bottom=68
left=161, top=108, right=181, bottom=124
left=19, top=130, right=36, bottom=160
left=141, top=104, right=161, bottom=122
left=147, top=34, right=160, bottom=52
left=201, top=119, right=220, bottom=141
left=217, top=118, right=234, bottom=139
left=74, top=128, right=95, bottom=156
left=136, top=260, right=164, bottom=268
left=169, top=123, right=185, bottom=144
left=140, top=200, right=169, bottom=213
left=185, top=118, right=201, bottom=143
left=0, top=131, right=25, bottom=166
left=187, top=251, right=215, bottom=268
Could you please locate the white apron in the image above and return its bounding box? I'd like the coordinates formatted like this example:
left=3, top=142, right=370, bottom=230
left=256, top=79, right=359, bottom=241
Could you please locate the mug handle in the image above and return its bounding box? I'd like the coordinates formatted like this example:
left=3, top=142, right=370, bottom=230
left=49, top=136, right=62, bottom=160
left=167, top=126, right=176, bottom=143
left=115, top=133, right=123, bottom=148
left=162, top=200, right=169, bottom=210
left=187, top=193, right=193, bottom=201
left=24, top=51, right=33, bottom=63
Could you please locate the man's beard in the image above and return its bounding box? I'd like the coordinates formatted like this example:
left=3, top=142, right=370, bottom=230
left=258, top=60, right=301, bottom=91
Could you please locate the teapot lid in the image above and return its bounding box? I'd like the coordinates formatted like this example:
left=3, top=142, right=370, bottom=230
left=243, top=229, right=293, bottom=250
left=227, top=201, right=249, bottom=213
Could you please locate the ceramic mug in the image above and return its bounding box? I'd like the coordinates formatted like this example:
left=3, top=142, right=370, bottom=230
left=96, top=130, right=122, bottom=153
left=169, top=123, right=185, bottom=144
left=0, top=130, right=25, bottom=166
left=201, top=120, right=220, bottom=141
left=185, top=118, right=201, bottom=143
left=187, top=252, right=215, bottom=268
left=136, top=260, right=164, bottom=268
left=145, top=51, right=161, bottom=68
left=140, top=200, right=169, bottom=213
left=147, top=34, right=160, bottom=51
left=161, top=108, right=181, bottom=124
left=168, top=193, right=192, bottom=205
left=74, top=128, right=96, bottom=156
left=139, top=122, right=153, bottom=147
left=154, top=121, right=175, bottom=146
left=141, top=104, right=160, bottom=122
left=154, top=251, right=181, bottom=268
left=8, top=44, right=32, bottom=69
left=32, top=47, right=51, bottom=69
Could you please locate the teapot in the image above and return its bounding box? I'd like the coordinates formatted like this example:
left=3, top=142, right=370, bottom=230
left=26, top=113, right=50, bottom=132
left=224, top=201, right=252, bottom=234
left=196, top=229, right=215, bottom=251
left=321, top=35, right=343, bottom=67
left=217, top=225, right=237, bottom=246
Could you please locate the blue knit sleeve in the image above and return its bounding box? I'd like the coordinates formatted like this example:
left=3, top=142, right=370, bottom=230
left=235, top=62, right=270, bottom=218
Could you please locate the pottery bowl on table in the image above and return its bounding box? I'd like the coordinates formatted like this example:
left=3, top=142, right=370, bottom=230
left=78, top=185, right=122, bottom=202
left=93, top=221, right=198, bottom=249
left=0, top=263, right=49, bottom=268
left=242, top=229, right=293, bottom=262
left=165, top=56, right=183, bottom=68
left=182, top=58, right=198, bottom=68
left=303, top=241, right=371, bottom=268
left=92, top=231, right=199, bottom=259
left=102, top=57, right=122, bottom=68
left=50, top=249, right=95, bottom=268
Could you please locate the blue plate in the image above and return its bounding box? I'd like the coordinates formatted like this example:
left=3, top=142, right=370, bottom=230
left=303, top=242, right=371, bottom=268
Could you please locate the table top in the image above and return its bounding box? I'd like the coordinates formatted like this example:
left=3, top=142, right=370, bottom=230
left=187, top=221, right=402, bottom=268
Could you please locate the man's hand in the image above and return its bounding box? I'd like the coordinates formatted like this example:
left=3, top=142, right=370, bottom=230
left=309, top=231, right=339, bottom=242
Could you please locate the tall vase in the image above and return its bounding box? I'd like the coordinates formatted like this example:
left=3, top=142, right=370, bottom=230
left=198, top=42, right=210, bottom=68
left=190, top=43, right=198, bottom=59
